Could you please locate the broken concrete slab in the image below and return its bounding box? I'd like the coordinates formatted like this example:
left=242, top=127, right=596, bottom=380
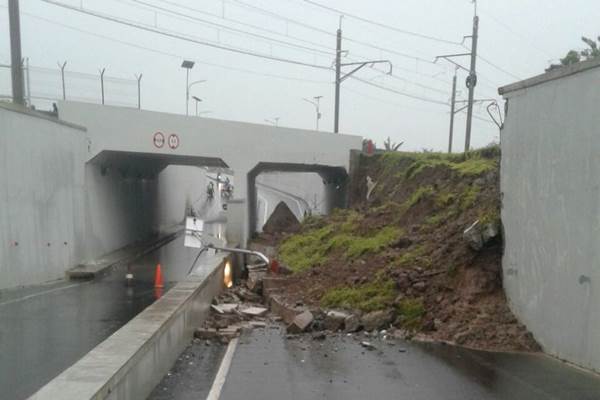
left=287, top=310, right=314, bottom=334
left=241, top=307, right=268, bottom=317
left=269, top=295, right=304, bottom=324
left=211, top=304, right=239, bottom=314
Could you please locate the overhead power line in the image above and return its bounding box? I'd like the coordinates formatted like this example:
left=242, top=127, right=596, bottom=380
left=15, top=9, right=332, bottom=85
left=39, top=0, right=332, bottom=71
left=301, top=0, right=462, bottom=46
left=227, top=0, right=445, bottom=67
left=144, top=0, right=337, bottom=53
left=350, top=76, right=449, bottom=106
left=124, top=0, right=335, bottom=56
left=476, top=53, right=522, bottom=81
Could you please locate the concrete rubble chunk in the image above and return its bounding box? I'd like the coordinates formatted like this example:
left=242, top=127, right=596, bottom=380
left=211, top=304, right=239, bottom=314
left=194, top=328, right=218, bottom=340
left=247, top=269, right=267, bottom=293
left=463, top=220, right=484, bottom=251
left=241, top=306, right=268, bottom=317
left=324, top=310, right=350, bottom=332
left=463, top=220, right=500, bottom=251
left=287, top=310, right=314, bottom=334
left=361, top=309, right=394, bottom=332
left=270, top=296, right=304, bottom=324
left=249, top=321, right=267, bottom=328
left=344, top=314, right=360, bottom=333
left=236, top=287, right=263, bottom=303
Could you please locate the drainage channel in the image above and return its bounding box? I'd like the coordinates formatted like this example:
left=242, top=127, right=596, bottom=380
left=0, top=230, right=211, bottom=400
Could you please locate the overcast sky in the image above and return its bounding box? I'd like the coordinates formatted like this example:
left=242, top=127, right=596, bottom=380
left=1, top=0, right=598, bottom=151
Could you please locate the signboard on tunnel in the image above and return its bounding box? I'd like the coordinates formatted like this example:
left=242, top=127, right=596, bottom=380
left=168, top=134, right=180, bottom=149
left=153, top=132, right=165, bottom=148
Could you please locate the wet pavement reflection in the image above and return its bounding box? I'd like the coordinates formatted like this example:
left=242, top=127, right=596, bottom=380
left=0, top=222, right=223, bottom=400
left=219, top=327, right=600, bottom=400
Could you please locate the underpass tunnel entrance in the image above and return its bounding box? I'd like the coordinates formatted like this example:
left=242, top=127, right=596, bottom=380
left=247, top=162, right=349, bottom=235
left=84, top=150, right=228, bottom=262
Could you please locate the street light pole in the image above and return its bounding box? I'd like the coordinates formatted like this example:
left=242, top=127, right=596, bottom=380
left=303, top=96, right=323, bottom=131
left=181, top=60, right=195, bottom=116
left=192, top=95, right=202, bottom=116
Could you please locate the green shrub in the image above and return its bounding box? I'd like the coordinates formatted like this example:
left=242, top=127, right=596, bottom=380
left=321, top=279, right=396, bottom=312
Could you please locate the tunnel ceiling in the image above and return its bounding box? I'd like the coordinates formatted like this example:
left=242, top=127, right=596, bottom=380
left=89, top=150, right=229, bottom=179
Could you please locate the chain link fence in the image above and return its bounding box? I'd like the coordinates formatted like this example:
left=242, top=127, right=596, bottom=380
left=0, top=61, right=139, bottom=110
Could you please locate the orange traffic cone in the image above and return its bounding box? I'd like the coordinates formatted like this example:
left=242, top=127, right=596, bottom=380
left=154, top=264, right=164, bottom=288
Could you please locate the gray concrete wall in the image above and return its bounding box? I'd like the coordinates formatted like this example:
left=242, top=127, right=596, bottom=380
left=500, top=61, right=600, bottom=372
left=57, top=101, right=363, bottom=245
left=0, top=105, right=86, bottom=289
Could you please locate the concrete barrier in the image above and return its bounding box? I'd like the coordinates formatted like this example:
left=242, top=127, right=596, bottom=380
left=29, top=253, right=229, bottom=400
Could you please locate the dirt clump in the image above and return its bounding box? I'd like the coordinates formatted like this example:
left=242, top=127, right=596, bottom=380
left=262, top=201, right=300, bottom=235
left=251, top=146, right=540, bottom=352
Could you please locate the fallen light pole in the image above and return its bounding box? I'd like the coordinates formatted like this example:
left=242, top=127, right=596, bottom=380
left=184, top=218, right=269, bottom=277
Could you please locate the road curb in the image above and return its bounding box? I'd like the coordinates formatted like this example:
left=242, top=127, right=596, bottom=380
left=29, top=253, right=230, bottom=400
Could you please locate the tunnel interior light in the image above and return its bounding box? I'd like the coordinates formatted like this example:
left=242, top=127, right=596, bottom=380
left=224, top=261, right=233, bottom=288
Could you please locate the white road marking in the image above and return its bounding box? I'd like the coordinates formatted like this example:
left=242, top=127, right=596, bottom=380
left=206, top=337, right=239, bottom=400
left=0, top=282, right=88, bottom=307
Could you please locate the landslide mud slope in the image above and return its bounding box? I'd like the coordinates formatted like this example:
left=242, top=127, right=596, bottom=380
left=256, top=147, right=539, bottom=352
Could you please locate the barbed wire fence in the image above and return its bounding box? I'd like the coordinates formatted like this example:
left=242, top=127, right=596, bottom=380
left=0, top=60, right=140, bottom=110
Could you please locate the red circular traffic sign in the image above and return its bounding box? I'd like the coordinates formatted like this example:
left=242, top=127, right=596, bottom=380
left=153, top=132, right=165, bottom=148
left=168, top=134, right=180, bottom=149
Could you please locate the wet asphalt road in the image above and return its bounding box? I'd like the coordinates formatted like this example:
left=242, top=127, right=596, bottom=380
left=148, top=339, right=227, bottom=400
left=0, top=229, right=218, bottom=400
left=215, top=327, right=600, bottom=400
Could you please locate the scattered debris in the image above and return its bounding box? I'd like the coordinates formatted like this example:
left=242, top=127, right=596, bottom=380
left=287, top=310, right=314, bottom=334
left=324, top=310, right=350, bottom=332
left=360, top=341, right=376, bottom=351
left=241, top=306, right=268, bottom=317
left=211, top=304, right=238, bottom=314
left=360, top=309, right=394, bottom=332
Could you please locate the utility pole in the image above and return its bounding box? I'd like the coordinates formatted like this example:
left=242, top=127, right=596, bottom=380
left=464, top=14, right=479, bottom=152
left=448, top=68, right=458, bottom=153
left=334, top=19, right=342, bottom=133
left=333, top=17, right=392, bottom=134
left=435, top=1, right=479, bottom=153
left=8, top=0, right=24, bottom=105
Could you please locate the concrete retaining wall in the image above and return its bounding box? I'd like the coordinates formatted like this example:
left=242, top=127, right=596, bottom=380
left=29, top=254, right=228, bottom=400
left=0, top=105, right=86, bottom=289
left=500, top=58, right=600, bottom=372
